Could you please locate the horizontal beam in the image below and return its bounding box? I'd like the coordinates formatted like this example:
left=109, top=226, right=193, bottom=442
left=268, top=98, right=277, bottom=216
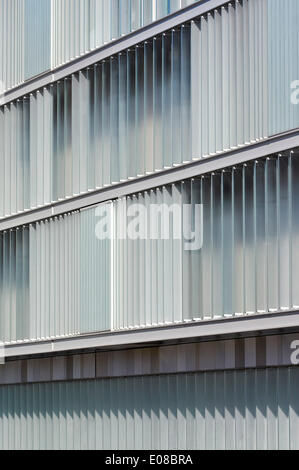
left=1, top=333, right=298, bottom=385
left=0, top=128, right=299, bottom=231
left=0, top=0, right=227, bottom=107
left=4, top=310, right=299, bottom=359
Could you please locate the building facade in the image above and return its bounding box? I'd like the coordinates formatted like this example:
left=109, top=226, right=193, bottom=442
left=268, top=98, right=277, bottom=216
left=0, top=0, right=299, bottom=449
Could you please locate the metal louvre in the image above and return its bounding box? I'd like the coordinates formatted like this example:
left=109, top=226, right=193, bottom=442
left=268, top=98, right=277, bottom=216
left=80, top=205, right=111, bottom=334
left=24, top=0, right=51, bottom=80
left=0, top=207, right=111, bottom=344
left=0, top=367, right=298, bottom=449
left=0, top=24, right=192, bottom=217
left=2, top=151, right=299, bottom=340
left=28, top=213, right=81, bottom=341
left=191, top=0, right=268, bottom=159
left=0, top=0, right=199, bottom=91
left=4, top=0, right=299, bottom=142
left=0, top=89, right=52, bottom=218
left=51, top=0, right=197, bottom=68
left=54, top=23, right=191, bottom=191
left=269, top=0, right=299, bottom=135
left=0, top=99, right=29, bottom=217
left=0, top=0, right=51, bottom=92
left=113, top=183, right=196, bottom=329
left=113, top=151, right=299, bottom=329
left=0, top=0, right=273, bottom=220
left=0, top=0, right=24, bottom=92
left=0, top=226, right=29, bottom=343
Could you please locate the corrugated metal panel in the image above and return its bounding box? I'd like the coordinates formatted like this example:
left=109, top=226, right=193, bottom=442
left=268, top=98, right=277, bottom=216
left=24, top=0, right=51, bottom=80
left=51, top=0, right=198, bottom=68
left=268, top=0, right=299, bottom=135
left=0, top=205, right=111, bottom=343
left=191, top=0, right=268, bottom=159
left=0, top=367, right=298, bottom=449
left=0, top=0, right=24, bottom=92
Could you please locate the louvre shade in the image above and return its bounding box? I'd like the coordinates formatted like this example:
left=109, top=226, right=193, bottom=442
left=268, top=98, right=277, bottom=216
left=3, top=0, right=296, bottom=220
left=0, top=24, right=191, bottom=218
left=0, top=0, right=24, bottom=92
left=0, top=0, right=198, bottom=91
left=113, top=152, right=299, bottom=328
left=0, top=0, right=270, bottom=219
left=0, top=209, right=111, bottom=343
left=51, top=0, right=198, bottom=68
left=191, top=0, right=268, bottom=158
left=1, top=151, right=299, bottom=342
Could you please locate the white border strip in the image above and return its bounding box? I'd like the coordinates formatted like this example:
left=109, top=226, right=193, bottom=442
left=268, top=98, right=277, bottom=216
left=4, top=310, right=299, bottom=358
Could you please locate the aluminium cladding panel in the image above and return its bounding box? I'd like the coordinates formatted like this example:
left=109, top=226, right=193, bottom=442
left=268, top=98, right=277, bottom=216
left=268, top=0, right=299, bottom=135
left=0, top=206, right=111, bottom=344
left=51, top=0, right=198, bottom=69
left=0, top=368, right=298, bottom=449
left=0, top=0, right=24, bottom=93
left=112, top=152, right=299, bottom=330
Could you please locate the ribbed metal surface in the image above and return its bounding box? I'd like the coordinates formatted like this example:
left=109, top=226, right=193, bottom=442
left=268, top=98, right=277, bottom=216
left=191, top=0, right=268, bottom=158
left=269, top=0, right=299, bottom=135
left=0, top=367, right=298, bottom=449
left=0, top=0, right=24, bottom=92
left=51, top=0, right=197, bottom=68
left=0, top=206, right=111, bottom=343
left=24, top=0, right=51, bottom=80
